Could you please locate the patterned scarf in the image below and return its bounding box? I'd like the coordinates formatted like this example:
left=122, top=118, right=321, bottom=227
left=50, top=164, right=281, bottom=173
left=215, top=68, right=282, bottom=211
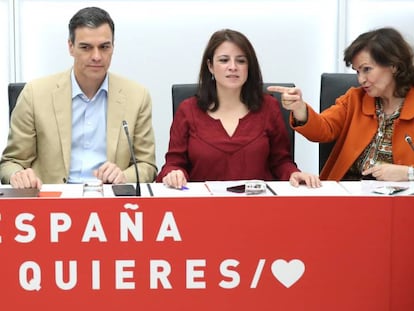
left=360, top=97, right=402, bottom=170
left=345, top=97, right=403, bottom=179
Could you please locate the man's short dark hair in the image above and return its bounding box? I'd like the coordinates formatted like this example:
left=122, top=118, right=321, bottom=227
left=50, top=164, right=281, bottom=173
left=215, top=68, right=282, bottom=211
left=68, top=7, right=115, bottom=43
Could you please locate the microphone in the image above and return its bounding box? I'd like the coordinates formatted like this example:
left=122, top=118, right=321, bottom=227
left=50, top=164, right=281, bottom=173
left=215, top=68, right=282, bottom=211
left=112, top=120, right=140, bottom=196
left=123, top=120, right=141, bottom=196
left=405, top=134, right=414, bottom=152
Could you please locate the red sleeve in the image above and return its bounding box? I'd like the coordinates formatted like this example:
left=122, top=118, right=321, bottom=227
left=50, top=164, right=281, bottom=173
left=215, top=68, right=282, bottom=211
left=155, top=98, right=195, bottom=182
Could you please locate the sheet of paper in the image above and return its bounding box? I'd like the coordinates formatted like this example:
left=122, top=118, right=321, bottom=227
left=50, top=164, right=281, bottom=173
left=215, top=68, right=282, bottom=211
left=41, top=184, right=84, bottom=198
left=340, top=180, right=414, bottom=196
left=204, top=180, right=276, bottom=196
left=147, top=182, right=212, bottom=197
left=267, top=181, right=351, bottom=196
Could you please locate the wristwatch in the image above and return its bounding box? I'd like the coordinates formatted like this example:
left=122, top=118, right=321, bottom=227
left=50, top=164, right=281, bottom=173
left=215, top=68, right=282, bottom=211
left=408, top=166, right=414, bottom=181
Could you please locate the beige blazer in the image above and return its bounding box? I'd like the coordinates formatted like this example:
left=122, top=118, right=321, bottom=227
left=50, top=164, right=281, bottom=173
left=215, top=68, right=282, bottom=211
left=0, top=69, right=157, bottom=184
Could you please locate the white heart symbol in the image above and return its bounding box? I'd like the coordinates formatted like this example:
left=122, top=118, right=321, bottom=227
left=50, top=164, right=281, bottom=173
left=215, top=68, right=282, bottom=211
left=271, top=259, right=305, bottom=288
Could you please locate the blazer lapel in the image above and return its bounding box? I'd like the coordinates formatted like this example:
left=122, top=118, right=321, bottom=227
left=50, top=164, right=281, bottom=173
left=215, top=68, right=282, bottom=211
left=107, top=77, right=126, bottom=162
left=53, top=72, right=73, bottom=175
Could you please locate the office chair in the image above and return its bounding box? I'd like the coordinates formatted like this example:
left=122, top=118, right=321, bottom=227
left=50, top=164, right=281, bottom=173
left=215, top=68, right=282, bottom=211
left=319, top=73, right=359, bottom=171
left=8, top=82, right=26, bottom=119
left=172, top=83, right=296, bottom=158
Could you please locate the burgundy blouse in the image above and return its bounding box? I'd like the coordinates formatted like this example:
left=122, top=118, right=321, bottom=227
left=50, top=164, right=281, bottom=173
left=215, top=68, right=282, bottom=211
left=156, top=94, right=299, bottom=182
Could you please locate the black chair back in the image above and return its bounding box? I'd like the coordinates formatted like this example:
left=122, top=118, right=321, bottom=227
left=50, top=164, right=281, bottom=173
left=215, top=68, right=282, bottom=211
left=172, top=83, right=296, bottom=158
left=8, top=82, right=26, bottom=119
left=319, top=73, right=359, bottom=171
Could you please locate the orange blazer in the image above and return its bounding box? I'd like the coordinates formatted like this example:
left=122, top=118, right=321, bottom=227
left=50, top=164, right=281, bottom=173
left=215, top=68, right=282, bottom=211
left=294, top=86, right=414, bottom=180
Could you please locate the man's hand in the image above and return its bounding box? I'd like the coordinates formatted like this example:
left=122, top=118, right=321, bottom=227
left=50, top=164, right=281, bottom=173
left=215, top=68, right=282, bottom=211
left=10, top=168, right=42, bottom=189
left=94, top=161, right=127, bottom=184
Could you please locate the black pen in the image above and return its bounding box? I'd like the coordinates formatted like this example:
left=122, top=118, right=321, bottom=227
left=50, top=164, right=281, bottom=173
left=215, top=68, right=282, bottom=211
left=146, top=183, right=154, bottom=197
left=266, top=184, right=277, bottom=195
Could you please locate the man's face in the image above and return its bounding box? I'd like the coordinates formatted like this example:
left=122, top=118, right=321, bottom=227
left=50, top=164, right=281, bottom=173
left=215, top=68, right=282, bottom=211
left=68, top=24, right=114, bottom=86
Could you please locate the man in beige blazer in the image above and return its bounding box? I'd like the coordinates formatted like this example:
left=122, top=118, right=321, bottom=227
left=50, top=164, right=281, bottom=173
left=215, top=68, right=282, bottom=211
left=0, top=7, right=157, bottom=188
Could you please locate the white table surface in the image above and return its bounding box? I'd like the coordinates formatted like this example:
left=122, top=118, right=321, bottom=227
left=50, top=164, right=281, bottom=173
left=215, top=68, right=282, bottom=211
left=2, top=180, right=414, bottom=198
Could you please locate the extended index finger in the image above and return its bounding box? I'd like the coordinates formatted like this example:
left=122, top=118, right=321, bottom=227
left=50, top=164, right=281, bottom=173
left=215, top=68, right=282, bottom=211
left=266, top=85, right=294, bottom=94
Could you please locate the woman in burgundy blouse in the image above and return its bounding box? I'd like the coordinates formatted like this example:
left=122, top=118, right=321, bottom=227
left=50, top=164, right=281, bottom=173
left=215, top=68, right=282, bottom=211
left=157, top=29, right=321, bottom=189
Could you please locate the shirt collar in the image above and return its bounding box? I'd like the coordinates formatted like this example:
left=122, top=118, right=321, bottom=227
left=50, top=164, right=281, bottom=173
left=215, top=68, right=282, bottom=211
left=70, top=69, right=109, bottom=100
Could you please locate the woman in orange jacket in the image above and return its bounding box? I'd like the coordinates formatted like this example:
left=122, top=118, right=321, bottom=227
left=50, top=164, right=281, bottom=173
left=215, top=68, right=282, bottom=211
left=269, top=27, right=414, bottom=181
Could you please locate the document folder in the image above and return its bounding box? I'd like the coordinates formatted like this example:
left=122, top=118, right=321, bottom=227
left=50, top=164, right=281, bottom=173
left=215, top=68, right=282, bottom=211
left=0, top=188, right=39, bottom=198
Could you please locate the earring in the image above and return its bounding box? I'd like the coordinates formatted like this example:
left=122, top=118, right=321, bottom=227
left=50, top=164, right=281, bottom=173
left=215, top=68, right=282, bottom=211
left=211, top=74, right=215, bottom=81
